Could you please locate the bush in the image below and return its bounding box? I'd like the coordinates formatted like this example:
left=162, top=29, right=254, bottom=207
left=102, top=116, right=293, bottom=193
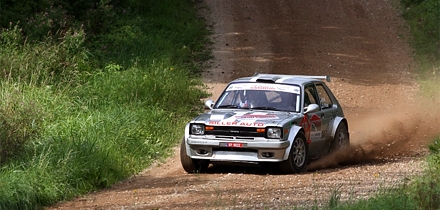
left=0, top=0, right=122, bottom=42
left=0, top=83, right=44, bottom=164
left=401, top=0, right=440, bottom=64
left=0, top=24, right=91, bottom=87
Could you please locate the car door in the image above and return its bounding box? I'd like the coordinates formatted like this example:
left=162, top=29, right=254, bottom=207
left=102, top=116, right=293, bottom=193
left=315, top=83, right=336, bottom=154
left=303, top=83, right=326, bottom=157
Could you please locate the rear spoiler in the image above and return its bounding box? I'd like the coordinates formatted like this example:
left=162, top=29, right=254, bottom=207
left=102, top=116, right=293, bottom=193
left=253, top=73, right=331, bottom=82
left=295, top=75, right=330, bottom=82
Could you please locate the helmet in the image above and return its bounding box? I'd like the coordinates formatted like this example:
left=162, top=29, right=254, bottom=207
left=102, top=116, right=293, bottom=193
left=243, top=90, right=267, bottom=108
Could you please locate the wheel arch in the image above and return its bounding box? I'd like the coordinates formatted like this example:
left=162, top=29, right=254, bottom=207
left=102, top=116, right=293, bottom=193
left=283, top=125, right=305, bottom=160
left=330, top=116, right=349, bottom=139
left=183, top=123, right=191, bottom=156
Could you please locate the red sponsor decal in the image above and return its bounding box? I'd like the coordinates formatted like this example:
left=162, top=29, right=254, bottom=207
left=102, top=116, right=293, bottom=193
left=236, top=114, right=278, bottom=119
left=300, top=115, right=312, bottom=144
left=249, top=85, right=276, bottom=90
left=208, top=121, right=265, bottom=127
left=310, top=114, right=322, bottom=126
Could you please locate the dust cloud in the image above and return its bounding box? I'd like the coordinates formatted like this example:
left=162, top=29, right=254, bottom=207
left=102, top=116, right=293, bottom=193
left=308, top=94, right=440, bottom=171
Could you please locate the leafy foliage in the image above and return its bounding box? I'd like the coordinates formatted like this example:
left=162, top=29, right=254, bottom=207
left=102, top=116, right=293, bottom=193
left=401, top=0, right=440, bottom=65
left=0, top=0, right=211, bottom=209
left=0, top=0, right=122, bottom=42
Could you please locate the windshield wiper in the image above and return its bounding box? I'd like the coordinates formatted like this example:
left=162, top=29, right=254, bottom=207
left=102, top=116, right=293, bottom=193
left=217, top=105, right=240, bottom=108
left=251, top=106, right=281, bottom=111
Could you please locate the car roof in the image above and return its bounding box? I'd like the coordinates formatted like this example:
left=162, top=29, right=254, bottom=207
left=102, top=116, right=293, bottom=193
left=229, top=74, right=330, bottom=86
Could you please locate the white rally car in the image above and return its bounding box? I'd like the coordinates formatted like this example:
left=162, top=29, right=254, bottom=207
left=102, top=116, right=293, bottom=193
left=180, top=74, right=349, bottom=173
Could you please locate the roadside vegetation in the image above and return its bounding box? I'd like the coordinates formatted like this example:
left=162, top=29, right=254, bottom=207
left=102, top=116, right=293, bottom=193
left=401, top=0, right=440, bottom=99
left=313, top=0, right=440, bottom=209
left=0, top=0, right=439, bottom=209
left=0, top=0, right=210, bottom=209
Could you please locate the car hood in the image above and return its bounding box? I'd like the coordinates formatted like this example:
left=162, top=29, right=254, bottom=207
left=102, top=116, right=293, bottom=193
left=191, top=109, right=302, bottom=127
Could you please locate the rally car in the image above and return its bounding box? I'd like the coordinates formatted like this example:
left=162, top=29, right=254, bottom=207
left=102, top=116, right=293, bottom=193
left=180, top=74, right=349, bottom=174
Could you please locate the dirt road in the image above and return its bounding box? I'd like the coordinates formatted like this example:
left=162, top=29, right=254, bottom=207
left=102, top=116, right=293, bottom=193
left=50, top=0, right=440, bottom=209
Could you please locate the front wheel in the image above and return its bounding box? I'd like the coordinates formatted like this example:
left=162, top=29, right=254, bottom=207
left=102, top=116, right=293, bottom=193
left=180, top=138, right=209, bottom=173
left=279, top=132, right=309, bottom=174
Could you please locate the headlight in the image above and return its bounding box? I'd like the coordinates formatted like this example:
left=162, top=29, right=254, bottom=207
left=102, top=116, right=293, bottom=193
left=191, top=124, right=205, bottom=135
left=267, top=127, right=282, bottom=139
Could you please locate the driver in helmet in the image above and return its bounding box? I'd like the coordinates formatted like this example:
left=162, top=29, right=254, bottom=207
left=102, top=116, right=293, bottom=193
left=240, top=90, right=267, bottom=108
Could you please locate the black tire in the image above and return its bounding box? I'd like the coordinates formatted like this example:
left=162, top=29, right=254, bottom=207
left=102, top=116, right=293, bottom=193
left=180, top=137, right=209, bottom=173
left=279, top=132, right=309, bottom=174
left=329, top=122, right=349, bottom=153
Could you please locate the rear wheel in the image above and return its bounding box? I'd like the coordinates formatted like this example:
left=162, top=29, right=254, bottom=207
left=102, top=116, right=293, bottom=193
left=180, top=138, right=209, bottom=173
left=279, top=132, right=309, bottom=174
left=330, top=122, right=349, bottom=153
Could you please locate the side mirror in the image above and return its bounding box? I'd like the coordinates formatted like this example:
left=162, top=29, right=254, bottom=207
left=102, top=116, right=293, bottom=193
left=204, top=99, right=215, bottom=110
left=304, top=104, right=319, bottom=114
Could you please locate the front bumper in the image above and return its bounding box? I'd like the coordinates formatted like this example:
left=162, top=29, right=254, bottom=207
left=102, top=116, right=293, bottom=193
left=186, top=135, right=290, bottom=163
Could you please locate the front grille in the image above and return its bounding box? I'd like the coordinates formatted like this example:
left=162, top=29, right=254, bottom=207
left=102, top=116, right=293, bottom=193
left=205, top=126, right=265, bottom=137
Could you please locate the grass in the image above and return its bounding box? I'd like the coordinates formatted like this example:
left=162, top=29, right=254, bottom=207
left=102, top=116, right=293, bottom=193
left=0, top=0, right=210, bottom=209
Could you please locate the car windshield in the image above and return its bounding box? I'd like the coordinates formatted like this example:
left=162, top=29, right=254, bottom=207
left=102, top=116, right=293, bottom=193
left=215, top=83, right=301, bottom=112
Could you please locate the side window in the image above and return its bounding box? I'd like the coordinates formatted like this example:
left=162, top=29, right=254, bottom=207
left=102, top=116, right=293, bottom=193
left=304, top=85, right=319, bottom=107
left=316, top=84, right=333, bottom=109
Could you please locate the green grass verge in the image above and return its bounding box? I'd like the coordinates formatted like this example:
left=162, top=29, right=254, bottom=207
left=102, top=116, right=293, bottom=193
left=0, top=0, right=210, bottom=209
